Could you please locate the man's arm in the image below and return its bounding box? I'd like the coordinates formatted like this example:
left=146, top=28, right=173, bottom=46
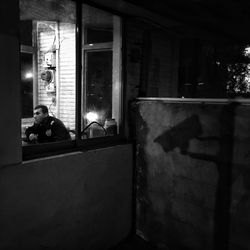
left=25, top=125, right=38, bottom=143
left=49, top=119, right=71, bottom=141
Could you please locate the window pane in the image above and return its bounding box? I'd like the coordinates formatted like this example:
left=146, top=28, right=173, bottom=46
left=83, top=4, right=113, bottom=44
left=85, top=28, right=113, bottom=44
left=20, top=0, right=76, bottom=144
left=82, top=5, right=122, bottom=139
left=21, top=52, right=33, bottom=118
left=178, top=41, right=250, bottom=98
left=20, top=20, right=32, bottom=46
left=86, top=50, right=113, bottom=122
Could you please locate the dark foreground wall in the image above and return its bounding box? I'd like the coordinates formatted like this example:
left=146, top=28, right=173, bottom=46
left=133, top=99, right=250, bottom=250
left=0, top=145, right=133, bottom=250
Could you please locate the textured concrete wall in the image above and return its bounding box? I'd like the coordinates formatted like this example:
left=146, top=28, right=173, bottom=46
left=0, top=145, right=133, bottom=250
left=133, top=99, right=250, bottom=250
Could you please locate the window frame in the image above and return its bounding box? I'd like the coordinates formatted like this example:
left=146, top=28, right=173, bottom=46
left=21, top=0, right=126, bottom=160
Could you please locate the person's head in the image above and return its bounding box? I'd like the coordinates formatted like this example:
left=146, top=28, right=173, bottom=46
left=33, top=105, right=49, bottom=124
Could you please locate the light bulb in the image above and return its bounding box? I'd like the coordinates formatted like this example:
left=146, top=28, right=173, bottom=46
left=25, top=72, right=33, bottom=79
left=86, top=112, right=98, bottom=122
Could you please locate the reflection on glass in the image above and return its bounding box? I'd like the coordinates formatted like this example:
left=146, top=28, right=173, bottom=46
left=85, top=27, right=113, bottom=44
left=83, top=4, right=113, bottom=45
left=84, top=50, right=113, bottom=138
left=82, top=4, right=121, bottom=139
left=179, top=41, right=250, bottom=98
left=86, top=50, right=112, bottom=124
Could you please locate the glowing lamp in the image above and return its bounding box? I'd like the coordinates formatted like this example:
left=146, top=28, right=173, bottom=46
left=86, top=112, right=98, bottom=122
left=25, top=72, right=33, bottom=79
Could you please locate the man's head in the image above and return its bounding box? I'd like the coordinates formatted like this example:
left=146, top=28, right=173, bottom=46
left=33, top=105, right=49, bottom=124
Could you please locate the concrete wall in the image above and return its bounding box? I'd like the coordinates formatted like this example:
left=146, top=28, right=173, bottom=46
left=133, top=99, right=250, bottom=250
left=0, top=146, right=133, bottom=250
left=0, top=0, right=21, bottom=167
left=0, top=1, right=133, bottom=249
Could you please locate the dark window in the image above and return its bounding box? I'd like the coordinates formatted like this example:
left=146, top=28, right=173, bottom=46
left=85, top=27, right=113, bottom=44
left=85, top=50, right=112, bottom=123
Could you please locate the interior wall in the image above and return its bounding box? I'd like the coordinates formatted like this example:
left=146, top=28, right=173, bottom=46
left=37, top=22, right=76, bottom=129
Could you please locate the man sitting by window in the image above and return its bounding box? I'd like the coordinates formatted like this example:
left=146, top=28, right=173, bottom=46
left=25, top=105, right=71, bottom=143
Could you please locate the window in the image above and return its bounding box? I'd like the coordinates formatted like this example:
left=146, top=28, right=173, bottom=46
left=20, top=20, right=36, bottom=132
left=81, top=4, right=122, bottom=139
left=20, top=0, right=123, bottom=157
left=20, top=49, right=34, bottom=119
left=178, top=40, right=250, bottom=99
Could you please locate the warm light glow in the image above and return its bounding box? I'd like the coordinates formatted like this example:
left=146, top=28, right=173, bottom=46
left=244, top=47, right=250, bottom=56
left=86, top=112, right=98, bottom=122
left=25, top=72, right=33, bottom=79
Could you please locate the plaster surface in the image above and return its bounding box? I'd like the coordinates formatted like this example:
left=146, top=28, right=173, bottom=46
left=0, top=145, right=133, bottom=250
left=134, top=100, right=250, bottom=250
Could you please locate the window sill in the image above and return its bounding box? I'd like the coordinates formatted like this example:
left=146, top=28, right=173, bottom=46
left=22, top=135, right=129, bottom=161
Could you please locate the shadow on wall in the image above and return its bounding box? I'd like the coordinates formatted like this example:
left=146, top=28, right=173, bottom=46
left=154, top=114, right=203, bottom=154
left=154, top=103, right=238, bottom=250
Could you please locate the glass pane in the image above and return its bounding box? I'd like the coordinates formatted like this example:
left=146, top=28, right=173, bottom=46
left=83, top=50, right=113, bottom=139
left=86, top=50, right=112, bottom=121
left=20, top=20, right=32, bottom=46
left=178, top=40, right=250, bottom=98
left=82, top=5, right=122, bottom=139
left=21, top=52, right=33, bottom=118
left=85, top=27, right=113, bottom=44
left=83, top=4, right=113, bottom=44
left=20, top=0, right=76, bottom=144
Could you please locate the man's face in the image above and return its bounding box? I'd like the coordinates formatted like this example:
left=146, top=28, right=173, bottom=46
left=33, top=108, right=47, bottom=124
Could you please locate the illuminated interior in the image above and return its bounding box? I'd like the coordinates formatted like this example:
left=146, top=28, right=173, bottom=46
left=20, top=0, right=122, bottom=142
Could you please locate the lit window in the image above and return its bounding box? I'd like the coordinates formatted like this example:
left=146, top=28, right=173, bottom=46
left=20, top=50, right=33, bottom=119
left=81, top=4, right=122, bottom=139
left=20, top=0, right=122, bottom=154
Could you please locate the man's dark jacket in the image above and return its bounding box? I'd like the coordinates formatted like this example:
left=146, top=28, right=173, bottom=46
left=25, top=116, right=71, bottom=143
